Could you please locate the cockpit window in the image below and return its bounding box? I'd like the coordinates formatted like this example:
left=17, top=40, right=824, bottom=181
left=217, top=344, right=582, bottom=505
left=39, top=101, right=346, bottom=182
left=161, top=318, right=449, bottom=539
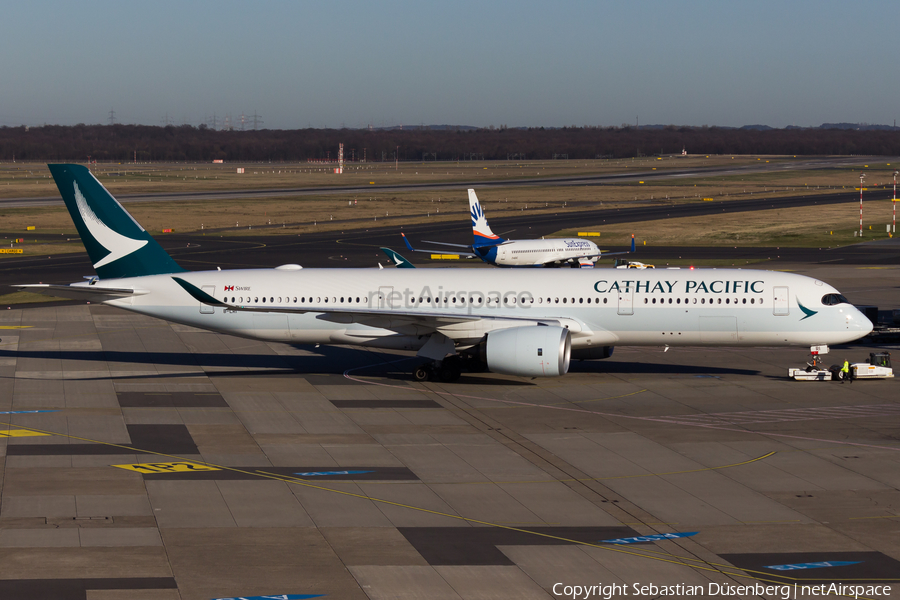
left=821, top=293, right=849, bottom=306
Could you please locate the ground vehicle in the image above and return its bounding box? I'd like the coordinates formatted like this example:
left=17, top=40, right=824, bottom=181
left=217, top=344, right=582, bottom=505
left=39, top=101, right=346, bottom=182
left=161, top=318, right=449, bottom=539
left=791, top=352, right=893, bottom=381
left=614, top=259, right=655, bottom=269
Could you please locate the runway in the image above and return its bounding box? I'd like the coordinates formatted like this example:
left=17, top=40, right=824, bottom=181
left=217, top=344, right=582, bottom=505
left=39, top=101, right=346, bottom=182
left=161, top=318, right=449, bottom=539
left=1, top=246, right=900, bottom=599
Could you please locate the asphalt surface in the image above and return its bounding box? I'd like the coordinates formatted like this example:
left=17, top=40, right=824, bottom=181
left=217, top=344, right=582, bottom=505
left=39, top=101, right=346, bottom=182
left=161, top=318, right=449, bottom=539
left=2, top=171, right=899, bottom=598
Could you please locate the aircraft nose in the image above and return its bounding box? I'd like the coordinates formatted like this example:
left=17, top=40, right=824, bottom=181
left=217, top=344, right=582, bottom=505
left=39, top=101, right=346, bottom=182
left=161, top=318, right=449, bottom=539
left=849, top=307, right=874, bottom=335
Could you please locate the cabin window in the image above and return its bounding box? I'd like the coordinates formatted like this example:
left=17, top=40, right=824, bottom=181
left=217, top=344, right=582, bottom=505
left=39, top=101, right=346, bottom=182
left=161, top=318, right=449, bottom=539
left=644, top=298, right=648, bottom=304
left=262, top=297, right=266, bottom=303
left=692, top=298, right=697, bottom=304
left=750, top=298, right=754, bottom=304
left=725, top=298, right=730, bottom=304
left=579, top=298, right=583, bottom=304
left=676, top=298, right=680, bottom=304
left=562, top=298, right=567, bottom=304
left=652, top=298, right=656, bottom=304
left=603, top=297, right=607, bottom=304
left=742, top=298, right=746, bottom=304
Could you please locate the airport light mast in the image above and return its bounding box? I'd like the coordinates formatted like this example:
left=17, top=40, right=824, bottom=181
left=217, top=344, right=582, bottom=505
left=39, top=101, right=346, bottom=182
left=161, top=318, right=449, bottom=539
left=893, top=170, right=898, bottom=235
left=859, top=172, right=865, bottom=237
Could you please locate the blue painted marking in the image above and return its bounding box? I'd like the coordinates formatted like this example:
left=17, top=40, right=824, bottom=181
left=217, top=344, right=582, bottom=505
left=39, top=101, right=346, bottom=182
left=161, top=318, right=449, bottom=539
left=294, top=470, right=374, bottom=477
left=765, top=561, right=861, bottom=571
left=601, top=532, right=698, bottom=544
left=212, top=594, right=324, bottom=600
left=0, top=410, right=58, bottom=414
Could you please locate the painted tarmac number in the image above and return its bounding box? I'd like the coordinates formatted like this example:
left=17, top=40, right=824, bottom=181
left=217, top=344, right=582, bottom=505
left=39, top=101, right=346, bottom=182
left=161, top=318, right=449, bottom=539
left=0, top=430, right=50, bottom=438
left=112, top=462, right=221, bottom=473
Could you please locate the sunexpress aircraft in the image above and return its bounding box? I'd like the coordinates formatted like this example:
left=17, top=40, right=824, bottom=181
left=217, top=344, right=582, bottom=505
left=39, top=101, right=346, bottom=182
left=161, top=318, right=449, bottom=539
left=19, top=164, right=872, bottom=382
left=402, top=189, right=633, bottom=267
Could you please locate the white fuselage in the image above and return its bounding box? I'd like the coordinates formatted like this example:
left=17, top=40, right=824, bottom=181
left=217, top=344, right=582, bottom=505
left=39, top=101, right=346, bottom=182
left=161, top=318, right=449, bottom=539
left=488, top=238, right=599, bottom=267
left=93, top=267, right=872, bottom=351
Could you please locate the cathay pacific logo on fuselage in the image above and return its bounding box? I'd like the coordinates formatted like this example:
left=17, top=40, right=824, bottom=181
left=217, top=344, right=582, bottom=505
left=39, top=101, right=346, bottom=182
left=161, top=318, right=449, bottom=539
left=594, top=279, right=765, bottom=294
left=797, top=299, right=818, bottom=320
left=74, top=181, right=147, bottom=268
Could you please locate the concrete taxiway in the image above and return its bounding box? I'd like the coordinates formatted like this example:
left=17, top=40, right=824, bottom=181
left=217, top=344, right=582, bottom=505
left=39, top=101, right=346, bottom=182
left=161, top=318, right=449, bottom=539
left=0, top=259, right=899, bottom=599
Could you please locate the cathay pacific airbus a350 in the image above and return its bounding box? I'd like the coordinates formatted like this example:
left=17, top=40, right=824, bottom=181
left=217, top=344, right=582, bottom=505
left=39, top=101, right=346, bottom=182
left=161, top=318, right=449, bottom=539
left=18, top=164, right=872, bottom=382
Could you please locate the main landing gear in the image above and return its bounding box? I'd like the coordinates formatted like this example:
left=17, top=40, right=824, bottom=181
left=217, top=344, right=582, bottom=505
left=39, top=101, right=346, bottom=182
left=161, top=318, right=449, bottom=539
left=412, top=355, right=486, bottom=383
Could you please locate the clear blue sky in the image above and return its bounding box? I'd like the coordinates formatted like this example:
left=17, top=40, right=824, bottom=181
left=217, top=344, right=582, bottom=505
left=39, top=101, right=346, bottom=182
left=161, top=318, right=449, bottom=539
left=2, top=1, right=897, bottom=129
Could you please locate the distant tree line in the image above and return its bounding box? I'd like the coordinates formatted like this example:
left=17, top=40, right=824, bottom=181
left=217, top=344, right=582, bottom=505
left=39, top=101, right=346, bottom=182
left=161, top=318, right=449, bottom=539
left=2, top=124, right=899, bottom=162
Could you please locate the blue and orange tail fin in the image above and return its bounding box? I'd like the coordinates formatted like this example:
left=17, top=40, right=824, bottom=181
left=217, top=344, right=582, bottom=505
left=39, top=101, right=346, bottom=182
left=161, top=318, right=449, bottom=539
left=468, top=189, right=504, bottom=248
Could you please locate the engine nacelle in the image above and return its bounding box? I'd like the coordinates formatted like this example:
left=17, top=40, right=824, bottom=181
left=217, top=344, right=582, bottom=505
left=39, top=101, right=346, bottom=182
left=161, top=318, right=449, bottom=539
left=571, top=346, right=615, bottom=360
left=482, top=326, right=571, bottom=377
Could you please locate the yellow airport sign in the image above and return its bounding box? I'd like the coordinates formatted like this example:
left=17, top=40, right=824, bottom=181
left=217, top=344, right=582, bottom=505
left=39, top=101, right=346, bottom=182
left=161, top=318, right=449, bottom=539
left=0, top=430, right=50, bottom=438
left=112, top=461, right=221, bottom=473
left=0, top=249, right=24, bottom=254
left=430, top=254, right=460, bottom=260
left=577, top=232, right=600, bottom=237
left=26, top=226, right=35, bottom=231
left=855, top=188, right=868, bottom=191
left=702, top=198, right=714, bottom=201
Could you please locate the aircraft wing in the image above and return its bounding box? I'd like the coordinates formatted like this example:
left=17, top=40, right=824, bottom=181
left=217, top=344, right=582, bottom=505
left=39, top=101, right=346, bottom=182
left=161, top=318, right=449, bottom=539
left=402, top=233, right=477, bottom=258
left=172, top=277, right=574, bottom=339
left=14, top=283, right=148, bottom=301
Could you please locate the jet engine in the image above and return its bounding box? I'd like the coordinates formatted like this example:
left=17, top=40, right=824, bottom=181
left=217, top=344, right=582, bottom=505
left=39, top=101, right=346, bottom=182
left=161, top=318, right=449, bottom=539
left=571, top=346, right=615, bottom=360
left=481, top=326, right=571, bottom=377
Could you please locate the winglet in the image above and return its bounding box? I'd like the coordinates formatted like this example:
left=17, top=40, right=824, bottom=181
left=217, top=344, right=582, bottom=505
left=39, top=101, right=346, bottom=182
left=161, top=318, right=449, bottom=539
left=631, top=234, right=635, bottom=253
left=172, top=277, right=226, bottom=306
left=401, top=232, right=415, bottom=252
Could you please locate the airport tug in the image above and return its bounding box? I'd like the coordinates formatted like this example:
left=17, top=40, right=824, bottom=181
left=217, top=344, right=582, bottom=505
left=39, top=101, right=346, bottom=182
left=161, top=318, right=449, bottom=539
left=789, top=346, right=893, bottom=381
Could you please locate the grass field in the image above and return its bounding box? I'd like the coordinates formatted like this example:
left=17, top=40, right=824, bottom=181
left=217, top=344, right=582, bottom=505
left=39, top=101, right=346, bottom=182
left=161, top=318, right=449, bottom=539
left=0, top=157, right=896, bottom=256
left=556, top=201, right=897, bottom=248
left=0, top=155, right=789, bottom=198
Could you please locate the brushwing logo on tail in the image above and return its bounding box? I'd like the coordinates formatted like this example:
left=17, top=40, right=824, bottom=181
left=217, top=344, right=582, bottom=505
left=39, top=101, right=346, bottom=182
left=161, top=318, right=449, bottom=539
left=73, top=181, right=147, bottom=268
left=470, top=201, right=498, bottom=240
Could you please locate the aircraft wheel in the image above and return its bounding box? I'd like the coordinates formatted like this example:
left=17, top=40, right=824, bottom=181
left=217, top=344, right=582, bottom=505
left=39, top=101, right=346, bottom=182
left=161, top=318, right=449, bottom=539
left=413, top=365, right=432, bottom=382
left=438, top=363, right=461, bottom=383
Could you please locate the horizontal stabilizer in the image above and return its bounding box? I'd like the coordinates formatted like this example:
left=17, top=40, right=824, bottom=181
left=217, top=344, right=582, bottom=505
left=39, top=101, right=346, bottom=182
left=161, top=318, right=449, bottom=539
left=14, top=283, right=145, bottom=301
